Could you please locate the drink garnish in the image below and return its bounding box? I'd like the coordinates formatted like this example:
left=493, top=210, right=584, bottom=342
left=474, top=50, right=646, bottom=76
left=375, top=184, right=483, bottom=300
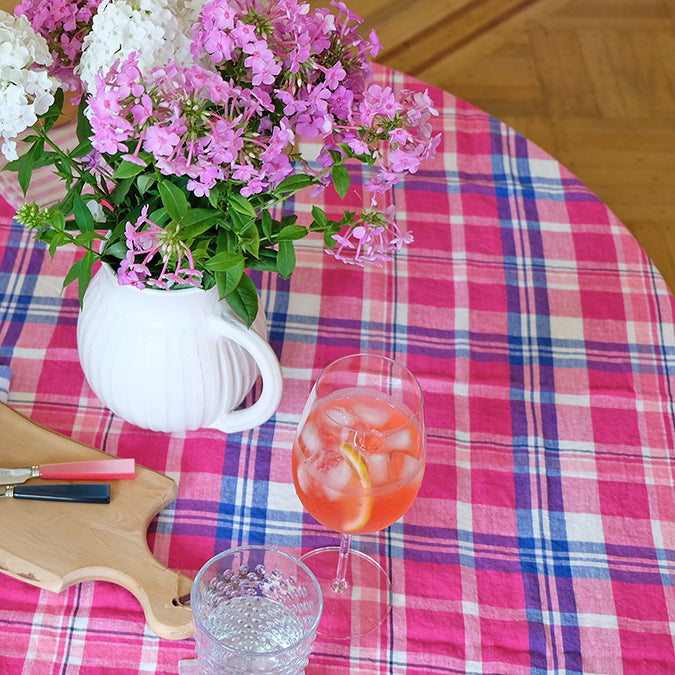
left=339, top=443, right=372, bottom=532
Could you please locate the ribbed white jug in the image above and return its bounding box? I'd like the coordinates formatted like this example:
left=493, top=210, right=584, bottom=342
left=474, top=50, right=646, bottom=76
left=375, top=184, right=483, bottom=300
left=76, top=265, right=283, bottom=433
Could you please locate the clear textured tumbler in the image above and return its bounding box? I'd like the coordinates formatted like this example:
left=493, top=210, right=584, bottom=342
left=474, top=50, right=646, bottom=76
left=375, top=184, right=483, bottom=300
left=190, top=545, right=323, bottom=674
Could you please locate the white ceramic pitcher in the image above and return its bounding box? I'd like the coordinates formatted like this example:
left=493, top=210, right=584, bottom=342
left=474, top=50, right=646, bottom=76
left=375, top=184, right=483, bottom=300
left=77, top=265, right=283, bottom=433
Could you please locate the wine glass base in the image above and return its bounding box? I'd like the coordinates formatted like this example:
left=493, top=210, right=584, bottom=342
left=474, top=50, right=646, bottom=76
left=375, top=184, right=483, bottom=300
left=300, top=546, right=392, bottom=640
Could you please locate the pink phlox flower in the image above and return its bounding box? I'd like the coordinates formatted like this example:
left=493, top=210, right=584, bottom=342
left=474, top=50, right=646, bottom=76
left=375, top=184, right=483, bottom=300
left=359, top=84, right=402, bottom=125
left=365, top=169, right=402, bottom=195
left=389, top=147, right=421, bottom=174
left=232, top=20, right=257, bottom=45
left=132, top=94, right=154, bottom=126
left=16, top=0, right=103, bottom=93
left=324, top=63, right=346, bottom=90
left=89, top=120, right=130, bottom=155
left=242, top=39, right=281, bottom=87
left=330, top=0, right=362, bottom=25
left=201, top=0, right=236, bottom=30
left=143, top=124, right=181, bottom=157
left=186, top=179, right=210, bottom=197
left=119, top=204, right=203, bottom=290
left=117, top=258, right=149, bottom=288
left=316, top=144, right=341, bottom=169
left=204, top=29, right=236, bottom=63
left=262, top=156, right=293, bottom=188
left=232, top=164, right=256, bottom=181
left=326, top=206, right=411, bottom=267
left=252, top=62, right=282, bottom=88
left=345, top=135, right=369, bottom=156
left=327, top=85, right=354, bottom=121
left=367, top=29, right=382, bottom=58
left=159, top=246, right=203, bottom=287
left=121, top=151, right=147, bottom=167
left=296, top=112, right=332, bottom=138
left=388, top=127, right=413, bottom=146
left=81, top=149, right=103, bottom=173
left=286, top=34, right=312, bottom=72
left=240, top=176, right=268, bottom=197
left=263, top=119, right=294, bottom=156
left=186, top=164, right=219, bottom=196
left=276, top=88, right=307, bottom=116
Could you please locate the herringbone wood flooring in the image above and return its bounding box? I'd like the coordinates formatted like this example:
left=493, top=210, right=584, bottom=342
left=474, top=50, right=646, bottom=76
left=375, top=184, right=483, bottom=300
left=313, top=0, right=675, bottom=291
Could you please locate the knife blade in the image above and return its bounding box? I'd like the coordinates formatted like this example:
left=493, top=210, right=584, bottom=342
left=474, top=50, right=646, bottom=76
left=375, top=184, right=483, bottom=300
left=0, top=484, right=111, bottom=503
left=0, top=458, right=135, bottom=485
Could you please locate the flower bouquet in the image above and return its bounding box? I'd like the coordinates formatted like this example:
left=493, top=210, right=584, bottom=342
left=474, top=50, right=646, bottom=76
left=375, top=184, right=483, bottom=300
left=0, top=0, right=440, bottom=326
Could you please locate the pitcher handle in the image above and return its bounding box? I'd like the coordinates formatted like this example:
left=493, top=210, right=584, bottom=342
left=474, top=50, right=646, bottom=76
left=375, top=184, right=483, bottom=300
left=204, top=315, right=283, bottom=434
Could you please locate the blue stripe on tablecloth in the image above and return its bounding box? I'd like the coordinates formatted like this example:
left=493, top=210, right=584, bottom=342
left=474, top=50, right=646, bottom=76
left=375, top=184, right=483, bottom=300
left=491, top=122, right=582, bottom=672
left=0, top=222, right=78, bottom=339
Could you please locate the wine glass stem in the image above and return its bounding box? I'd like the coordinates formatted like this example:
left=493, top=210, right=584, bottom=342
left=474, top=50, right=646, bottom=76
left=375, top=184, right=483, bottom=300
left=332, top=533, right=351, bottom=592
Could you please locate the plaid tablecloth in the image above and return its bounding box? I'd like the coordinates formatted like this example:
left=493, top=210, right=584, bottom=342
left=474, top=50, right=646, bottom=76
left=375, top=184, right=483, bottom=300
left=2, top=64, right=675, bottom=674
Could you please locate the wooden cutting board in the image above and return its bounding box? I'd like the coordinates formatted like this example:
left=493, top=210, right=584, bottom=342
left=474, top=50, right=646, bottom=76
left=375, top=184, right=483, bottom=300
left=0, top=402, right=194, bottom=640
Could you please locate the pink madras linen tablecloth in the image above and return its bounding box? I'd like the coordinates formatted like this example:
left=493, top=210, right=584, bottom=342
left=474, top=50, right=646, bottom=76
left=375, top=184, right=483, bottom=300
left=2, top=64, right=675, bottom=674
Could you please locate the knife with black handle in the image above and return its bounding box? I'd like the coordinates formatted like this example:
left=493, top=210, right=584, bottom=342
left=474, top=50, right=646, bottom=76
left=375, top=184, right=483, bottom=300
left=1, top=484, right=111, bottom=503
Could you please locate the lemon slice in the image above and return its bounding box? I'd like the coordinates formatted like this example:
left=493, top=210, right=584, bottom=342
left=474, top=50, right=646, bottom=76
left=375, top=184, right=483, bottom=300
left=339, top=443, right=372, bottom=532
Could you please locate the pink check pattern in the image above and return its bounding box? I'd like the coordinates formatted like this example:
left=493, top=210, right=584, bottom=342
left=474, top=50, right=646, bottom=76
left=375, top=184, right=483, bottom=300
left=1, top=65, right=675, bottom=674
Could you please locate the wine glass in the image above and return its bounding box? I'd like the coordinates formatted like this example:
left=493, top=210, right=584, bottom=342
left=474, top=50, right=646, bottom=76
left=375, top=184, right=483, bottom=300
left=292, top=353, right=426, bottom=639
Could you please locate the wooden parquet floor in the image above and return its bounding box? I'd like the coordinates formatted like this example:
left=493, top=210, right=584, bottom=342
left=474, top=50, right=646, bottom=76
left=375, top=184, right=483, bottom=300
left=317, top=0, right=675, bottom=292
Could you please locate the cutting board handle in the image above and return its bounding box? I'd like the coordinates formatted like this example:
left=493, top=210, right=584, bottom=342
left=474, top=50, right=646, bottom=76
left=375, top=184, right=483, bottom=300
left=0, top=402, right=195, bottom=640
left=78, top=545, right=194, bottom=640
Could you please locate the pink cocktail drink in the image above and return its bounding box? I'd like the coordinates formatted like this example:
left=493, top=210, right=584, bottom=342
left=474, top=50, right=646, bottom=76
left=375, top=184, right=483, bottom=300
left=292, top=389, right=425, bottom=535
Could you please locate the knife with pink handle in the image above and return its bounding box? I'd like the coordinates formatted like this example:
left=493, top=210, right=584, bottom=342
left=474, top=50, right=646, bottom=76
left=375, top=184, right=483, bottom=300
left=0, top=458, right=135, bottom=485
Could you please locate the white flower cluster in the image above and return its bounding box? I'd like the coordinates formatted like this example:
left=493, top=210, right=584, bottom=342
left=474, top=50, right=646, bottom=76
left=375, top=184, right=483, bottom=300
left=0, top=10, right=56, bottom=160
left=77, top=0, right=199, bottom=95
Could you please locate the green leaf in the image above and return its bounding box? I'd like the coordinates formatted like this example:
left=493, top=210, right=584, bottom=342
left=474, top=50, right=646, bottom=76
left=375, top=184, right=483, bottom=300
left=17, top=140, right=45, bottom=196
left=148, top=206, right=169, bottom=227
left=72, top=193, right=95, bottom=232
left=76, top=102, right=93, bottom=145
left=261, top=210, right=273, bottom=240
left=70, top=139, right=93, bottom=159
left=240, top=219, right=260, bottom=258
left=41, top=230, right=68, bottom=258
left=275, top=224, right=307, bottom=241
left=136, top=174, right=155, bottom=195
left=246, top=248, right=278, bottom=272
left=280, top=214, right=298, bottom=228
left=277, top=240, right=296, bottom=278
left=181, top=208, right=220, bottom=237
left=112, top=160, right=146, bottom=180
left=215, top=263, right=244, bottom=298
left=225, top=273, right=259, bottom=327
left=205, top=250, right=246, bottom=272
left=47, top=209, right=67, bottom=232
left=63, top=257, right=83, bottom=289
left=74, top=231, right=103, bottom=247
left=111, top=177, right=135, bottom=206
left=228, top=193, right=257, bottom=218
left=311, top=205, right=328, bottom=229
left=77, top=251, right=95, bottom=307
left=274, top=173, right=314, bottom=194
left=331, top=165, right=350, bottom=199
left=41, top=89, right=64, bottom=133
left=158, top=180, right=189, bottom=222
left=101, top=239, right=129, bottom=260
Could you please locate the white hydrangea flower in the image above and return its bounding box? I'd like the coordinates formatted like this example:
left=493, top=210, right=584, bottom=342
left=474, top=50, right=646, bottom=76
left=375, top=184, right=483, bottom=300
left=175, top=0, right=207, bottom=24
left=0, top=10, right=57, bottom=161
left=77, top=0, right=195, bottom=95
